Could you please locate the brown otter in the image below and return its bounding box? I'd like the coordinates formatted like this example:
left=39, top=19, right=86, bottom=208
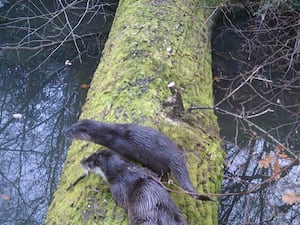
left=64, top=119, right=212, bottom=201
left=81, top=149, right=187, bottom=225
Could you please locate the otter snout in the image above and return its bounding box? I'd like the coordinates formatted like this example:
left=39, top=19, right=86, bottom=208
left=63, top=127, right=74, bottom=139
left=63, top=122, right=92, bottom=141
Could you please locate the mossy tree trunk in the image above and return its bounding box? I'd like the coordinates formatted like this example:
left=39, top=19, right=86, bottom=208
left=46, top=0, right=224, bottom=224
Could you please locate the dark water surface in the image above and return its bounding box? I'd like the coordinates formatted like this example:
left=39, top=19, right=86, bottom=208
left=0, top=1, right=117, bottom=224
left=212, top=7, right=300, bottom=225
left=0, top=59, right=90, bottom=225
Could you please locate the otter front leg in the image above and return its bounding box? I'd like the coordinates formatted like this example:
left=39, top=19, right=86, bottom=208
left=109, top=183, right=128, bottom=208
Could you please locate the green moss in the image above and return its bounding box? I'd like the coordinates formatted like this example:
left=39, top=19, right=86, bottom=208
left=46, top=0, right=224, bottom=225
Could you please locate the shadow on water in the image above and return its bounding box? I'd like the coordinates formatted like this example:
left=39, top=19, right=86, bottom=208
left=0, top=1, right=117, bottom=224
left=211, top=4, right=300, bottom=225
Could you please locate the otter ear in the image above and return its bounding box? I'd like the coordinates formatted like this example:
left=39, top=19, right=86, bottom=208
left=98, top=150, right=113, bottom=161
left=88, top=160, right=96, bottom=169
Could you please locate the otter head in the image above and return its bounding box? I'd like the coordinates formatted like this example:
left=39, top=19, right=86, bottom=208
left=80, top=150, right=114, bottom=183
left=64, top=119, right=97, bottom=141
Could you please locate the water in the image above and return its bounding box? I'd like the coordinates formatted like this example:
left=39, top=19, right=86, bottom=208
left=212, top=6, right=300, bottom=225
left=0, top=62, right=89, bottom=225
left=0, top=1, right=117, bottom=224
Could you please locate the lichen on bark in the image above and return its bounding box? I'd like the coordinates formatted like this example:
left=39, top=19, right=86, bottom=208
left=46, top=1, right=224, bottom=225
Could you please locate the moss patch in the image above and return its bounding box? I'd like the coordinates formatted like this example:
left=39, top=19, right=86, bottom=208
left=46, top=1, right=224, bottom=225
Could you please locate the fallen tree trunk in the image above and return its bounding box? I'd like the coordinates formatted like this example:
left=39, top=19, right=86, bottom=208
left=46, top=1, right=224, bottom=224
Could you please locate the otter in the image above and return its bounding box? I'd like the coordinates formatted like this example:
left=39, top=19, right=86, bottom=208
left=64, top=119, right=212, bottom=201
left=81, top=149, right=187, bottom=225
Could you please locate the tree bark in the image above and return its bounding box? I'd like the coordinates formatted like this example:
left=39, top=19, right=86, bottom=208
left=46, top=1, right=224, bottom=224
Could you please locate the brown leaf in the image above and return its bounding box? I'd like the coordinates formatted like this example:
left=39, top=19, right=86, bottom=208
left=1, top=194, right=10, bottom=201
left=213, top=76, right=220, bottom=83
left=275, top=144, right=284, bottom=155
left=80, top=83, right=90, bottom=89
left=278, top=153, right=293, bottom=160
left=273, top=158, right=282, bottom=181
left=258, top=154, right=273, bottom=169
left=282, top=191, right=300, bottom=205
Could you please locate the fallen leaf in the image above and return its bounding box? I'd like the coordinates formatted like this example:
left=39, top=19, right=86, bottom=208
left=258, top=154, right=273, bottom=169
left=278, top=153, right=293, bottom=160
left=1, top=194, right=10, bottom=201
left=273, top=158, right=282, bottom=181
left=275, top=144, right=284, bottom=155
left=282, top=191, right=300, bottom=205
left=213, top=76, right=220, bottom=83
left=80, top=83, right=90, bottom=89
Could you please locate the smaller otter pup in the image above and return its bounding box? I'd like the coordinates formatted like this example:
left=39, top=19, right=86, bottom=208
left=64, top=119, right=213, bottom=201
left=81, top=149, right=187, bottom=225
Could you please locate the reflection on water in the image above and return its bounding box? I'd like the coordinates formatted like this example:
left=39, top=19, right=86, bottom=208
left=220, top=139, right=299, bottom=225
left=212, top=5, right=300, bottom=225
left=0, top=1, right=117, bottom=224
left=0, top=0, right=7, bottom=8
left=0, top=59, right=93, bottom=225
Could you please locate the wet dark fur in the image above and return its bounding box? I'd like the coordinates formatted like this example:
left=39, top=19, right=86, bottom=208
left=81, top=149, right=187, bottom=225
left=65, top=119, right=212, bottom=201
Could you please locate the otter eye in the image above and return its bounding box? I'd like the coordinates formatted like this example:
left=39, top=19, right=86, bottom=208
left=88, top=161, right=95, bottom=168
left=79, top=127, right=87, bottom=133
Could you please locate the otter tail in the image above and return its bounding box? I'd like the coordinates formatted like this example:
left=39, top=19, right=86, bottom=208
left=169, top=155, right=214, bottom=201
